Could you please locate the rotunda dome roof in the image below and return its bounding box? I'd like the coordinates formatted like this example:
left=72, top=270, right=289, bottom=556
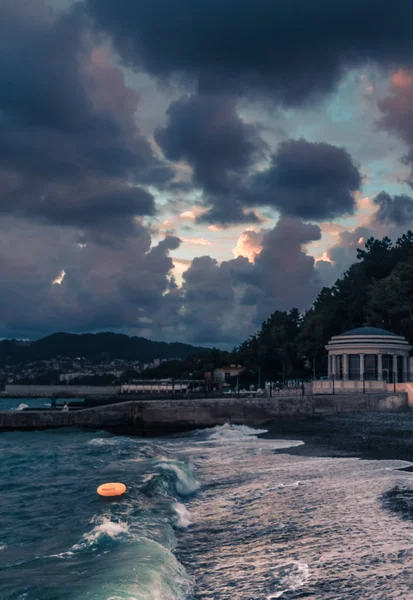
left=338, top=326, right=396, bottom=337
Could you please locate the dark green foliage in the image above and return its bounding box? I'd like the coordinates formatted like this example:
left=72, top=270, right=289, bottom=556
left=296, top=230, right=413, bottom=376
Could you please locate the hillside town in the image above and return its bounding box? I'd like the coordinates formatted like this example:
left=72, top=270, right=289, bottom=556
left=0, top=356, right=178, bottom=388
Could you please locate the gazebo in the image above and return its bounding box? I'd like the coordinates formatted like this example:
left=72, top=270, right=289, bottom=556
left=325, top=327, right=412, bottom=383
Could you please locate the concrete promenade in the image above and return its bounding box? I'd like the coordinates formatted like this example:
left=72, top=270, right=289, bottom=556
left=0, top=391, right=408, bottom=434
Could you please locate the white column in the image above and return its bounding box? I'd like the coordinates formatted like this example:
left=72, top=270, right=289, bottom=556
left=328, top=354, right=331, bottom=378
left=403, top=355, right=408, bottom=382
left=360, top=353, right=365, bottom=380
left=331, top=354, right=336, bottom=377
left=392, top=354, right=398, bottom=383
left=343, top=354, right=349, bottom=380
left=377, top=353, right=383, bottom=381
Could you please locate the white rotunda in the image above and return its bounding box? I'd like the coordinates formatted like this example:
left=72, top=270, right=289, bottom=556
left=325, top=326, right=412, bottom=383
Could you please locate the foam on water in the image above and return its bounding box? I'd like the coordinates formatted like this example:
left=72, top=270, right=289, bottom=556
left=268, top=561, right=310, bottom=598
left=157, top=423, right=413, bottom=598
left=87, top=437, right=121, bottom=446
left=205, top=422, right=269, bottom=441
left=172, top=503, right=192, bottom=529
left=71, top=515, right=130, bottom=551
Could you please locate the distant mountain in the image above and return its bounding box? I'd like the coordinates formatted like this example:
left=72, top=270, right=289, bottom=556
left=0, top=332, right=210, bottom=366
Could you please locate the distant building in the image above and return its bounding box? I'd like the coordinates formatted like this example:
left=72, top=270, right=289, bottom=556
left=60, top=373, right=80, bottom=382
left=121, top=380, right=205, bottom=394
left=213, top=365, right=245, bottom=383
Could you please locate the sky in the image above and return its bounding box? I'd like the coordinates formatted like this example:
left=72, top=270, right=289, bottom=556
left=2, top=0, right=413, bottom=347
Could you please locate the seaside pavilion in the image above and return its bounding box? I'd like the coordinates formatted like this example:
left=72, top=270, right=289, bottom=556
left=325, top=326, right=412, bottom=383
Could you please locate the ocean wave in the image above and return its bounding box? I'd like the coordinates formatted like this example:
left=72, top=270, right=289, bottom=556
left=141, top=461, right=199, bottom=499
left=79, top=537, right=193, bottom=600
left=16, top=403, right=29, bottom=411
left=158, top=463, right=199, bottom=496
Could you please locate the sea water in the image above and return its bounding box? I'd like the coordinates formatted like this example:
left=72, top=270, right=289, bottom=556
left=0, top=398, right=84, bottom=411
left=1, top=424, right=413, bottom=599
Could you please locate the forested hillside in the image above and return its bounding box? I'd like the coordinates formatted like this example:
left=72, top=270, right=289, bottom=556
left=0, top=332, right=209, bottom=366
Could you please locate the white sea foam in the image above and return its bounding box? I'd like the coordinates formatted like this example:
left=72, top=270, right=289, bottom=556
left=70, top=515, right=129, bottom=551
left=172, top=502, right=192, bottom=528
left=208, top=423, right=269, bottom=441
left=0, top=544, right=6, bottom=551
left=16, top=403, right=29, bottom=411
left=269, top=561, right=310, bottom=598
left=87, top=437, right=119, bottom=446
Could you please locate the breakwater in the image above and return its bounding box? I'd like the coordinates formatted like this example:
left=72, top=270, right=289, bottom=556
left=0, top=391, right=408, bottom=434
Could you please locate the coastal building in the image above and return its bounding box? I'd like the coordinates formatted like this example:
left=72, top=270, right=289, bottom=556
left=326, top=327, right=412, bottom=383
left=213, top=365, right=245, bottom=383
left=314, top=326, right=413, bottom=395
left=121, top=380, right=206, bottom=394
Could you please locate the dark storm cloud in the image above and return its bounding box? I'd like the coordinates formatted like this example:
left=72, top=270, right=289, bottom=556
left=244, top=139, right=362, bottom=220
left=156, top=93, right=265, bottom=225
left=1, top=0, right=95, bottom=134
left=378, top=70, right=413, bottom=182
left=373, top=191, right=413, bottom=225
left=0, top=218, right=181, bottom=339
left=197, top=202, right=262, bottom=226
left=0, top=215, right=322, bottom=344
left=85, top=0, right=413, bottom=105
left=0, top=1, right=173, bottom=236
left=252, top=217, right=322, bottom=314
left=156, top=94, right=263, bottom=192
left=175, top=217, right=322, bottom=343
left=0, top=174, right=156, bottom=233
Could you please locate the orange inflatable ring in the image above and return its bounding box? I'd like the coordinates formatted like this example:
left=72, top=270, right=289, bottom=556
left=97, top=482, right=127, bottom=497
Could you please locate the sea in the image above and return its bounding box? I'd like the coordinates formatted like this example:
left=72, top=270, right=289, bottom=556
left=0, top=398, right=84, bottom=411
left=1, top=414, right=413, bottom=599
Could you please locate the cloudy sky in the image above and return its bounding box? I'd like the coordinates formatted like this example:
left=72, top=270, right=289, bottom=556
left=2, top=0, right=413, bottom=346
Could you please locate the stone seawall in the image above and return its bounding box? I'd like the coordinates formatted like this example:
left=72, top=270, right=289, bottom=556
left=0, top=392, right=408, bottom=434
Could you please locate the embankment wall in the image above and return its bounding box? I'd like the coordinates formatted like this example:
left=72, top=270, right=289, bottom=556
left=0, top=392, right=408, bottom=434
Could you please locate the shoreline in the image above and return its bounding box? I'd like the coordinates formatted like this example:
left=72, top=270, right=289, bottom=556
left=260, top=413, right=413, bottom=462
